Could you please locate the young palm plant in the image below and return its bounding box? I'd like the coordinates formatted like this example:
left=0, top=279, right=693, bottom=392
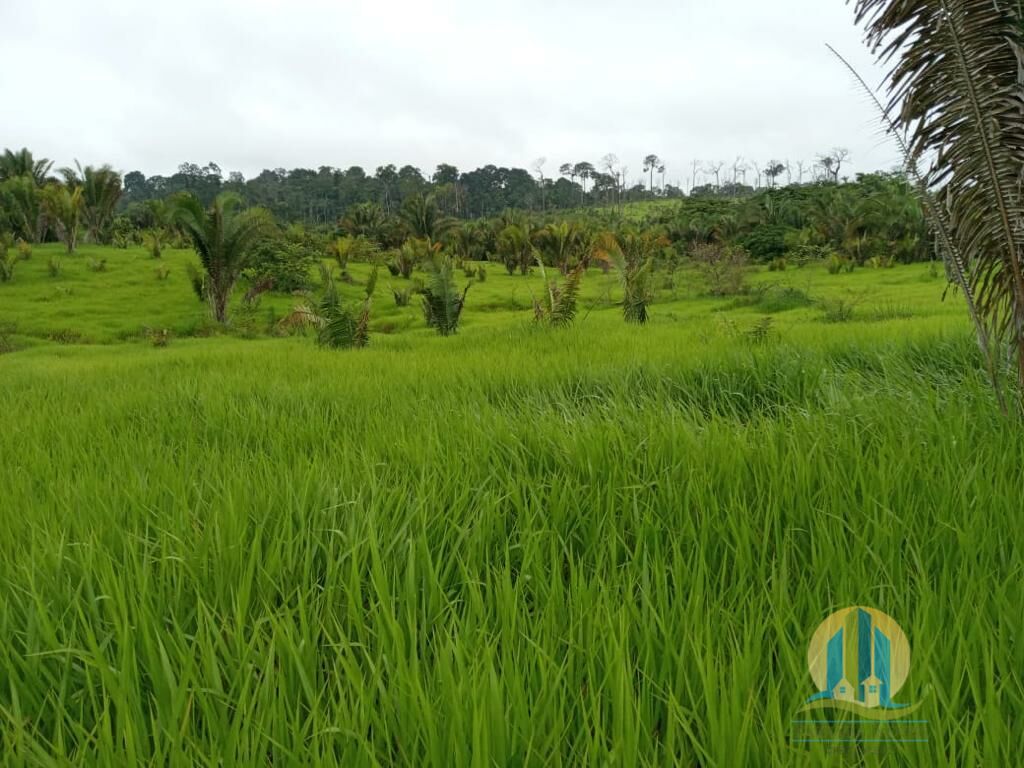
left=421, top=254, right=470, bottom=336
left=40, top=184, right=84, bottom=254
left=170, top=192, right=274, bottom=323
left=853, top=0, right=1024, bottom=401
left=595, top=231, right=658, bottom=324
left=281, top=263, right=373, bottom=349
left=533, top=259, right=584, bottom=326
left=61, top=162, right=122, bottom=243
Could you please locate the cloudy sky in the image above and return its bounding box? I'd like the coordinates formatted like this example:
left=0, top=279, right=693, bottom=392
left=0, top=0, right=899, bottom=186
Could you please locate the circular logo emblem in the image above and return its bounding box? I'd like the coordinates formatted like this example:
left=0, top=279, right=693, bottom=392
left=806, top=606, right=911, bottom=709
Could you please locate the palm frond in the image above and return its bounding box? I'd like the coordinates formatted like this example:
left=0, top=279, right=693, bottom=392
left=854, top=0, right=1024, bottom=393
left=828, top=41, right=1005, bottom=409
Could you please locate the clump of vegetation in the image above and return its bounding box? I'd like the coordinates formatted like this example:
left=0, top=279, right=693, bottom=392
left=497, top=221, right=535, bottom=276
left=0, top=323, right=14, bottom=354
left=826, top=254, right=856, bottom=274
left=87, top=257, right=107, bottom=272
left=746, top=316, right=775, bottom=344
left=155, top=265, right=171, bottom=281
left=281, top=264, right=373, bottom=349
left=768, top=257, right=787, bottom=272
left=145, top=327, right=171, bottom=347
left=15, top=239, right=31, bottom=261
left=476, top=265, right=487, bottom=282
left=819, top=291, right=868, bottom=323
left=47, top=257, right=62, bottom=278
left=693, top=243, right=748, bottom=296
left=421, top=255, right=470, bottom=335
left=392, top=286, right=412, bottom=307
left=330, top=235, right=379, bottom=281
left=185, top=262, right=207, bottom=302
left=0, top=239, right=15, bottom=283
left=245, top=223, right=322, bottom=293
left=143, top=228, right=165, bottom=259
left=723, top=284, right=814, bottom=314
left=388, top=238, right=434, bottom=279
left=533, top=262, right=584, bottom=327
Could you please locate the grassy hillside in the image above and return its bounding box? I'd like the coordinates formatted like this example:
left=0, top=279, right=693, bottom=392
left=0, top=247, right=1020, bottom=765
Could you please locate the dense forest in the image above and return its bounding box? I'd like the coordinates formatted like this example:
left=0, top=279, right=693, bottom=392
left=1, top=146, right=928, bottom=275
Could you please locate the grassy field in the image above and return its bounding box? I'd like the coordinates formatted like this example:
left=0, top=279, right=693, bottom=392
left=1, top=245, right=1021, bottom=765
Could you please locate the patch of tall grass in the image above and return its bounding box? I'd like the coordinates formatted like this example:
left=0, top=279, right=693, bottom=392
left=0, top=320, right=1020, bottom=765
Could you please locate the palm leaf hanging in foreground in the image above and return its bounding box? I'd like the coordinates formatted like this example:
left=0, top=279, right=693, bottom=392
left=853, top=0, right=1024, bottom=400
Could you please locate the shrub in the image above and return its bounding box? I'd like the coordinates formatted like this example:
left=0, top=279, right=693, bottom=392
left=110, top=215, right=135, bottom=248
left=246, top=235, right=318, bottom=293
left=16, top=239, right=32, bottom=261
left=47, top=257, right=62, bottom=277
left=421, top=256, right=470, bottom=335
left=768, top=257, right=787, bottom=272
left=740, top=224, right=790, bottom=262
left=693, top=243, right=748, bottom=296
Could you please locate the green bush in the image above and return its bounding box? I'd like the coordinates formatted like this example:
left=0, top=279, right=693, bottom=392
left=740, top=224, right=790, bottom=262
left=247, top=227, right=324, bottom=292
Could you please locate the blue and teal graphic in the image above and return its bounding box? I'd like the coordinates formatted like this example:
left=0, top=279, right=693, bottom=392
left=800, top=606, right=923, bottom=722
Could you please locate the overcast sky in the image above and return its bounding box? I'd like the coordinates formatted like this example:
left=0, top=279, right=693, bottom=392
left=0, top=0, right=899, bottom=186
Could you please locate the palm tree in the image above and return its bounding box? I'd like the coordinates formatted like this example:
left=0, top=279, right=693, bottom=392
left=399, top=194, right=454, bottom=243
left=643, top=154, right=662, bottom=193
left=535, top=220, right=585, bottom=273
left=170, top=192, right=274, bottom=324
left=0, top=148, right=53, bottom=184
left=573, top=162, right=596, bottom=203
left=854, top=0, right=1024, bottom=396
left=61, top=162, right=122, bottom=243
left=0, top=175, right=46, bottom=242
left=341, top=202, right=387, bottom=244
left=41, top=184, right=84, bottom=253
left=497, top=223, right=535, bottom=275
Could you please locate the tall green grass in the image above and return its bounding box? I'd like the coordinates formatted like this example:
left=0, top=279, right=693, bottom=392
left=1, top=314, right=1021, bottom=765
